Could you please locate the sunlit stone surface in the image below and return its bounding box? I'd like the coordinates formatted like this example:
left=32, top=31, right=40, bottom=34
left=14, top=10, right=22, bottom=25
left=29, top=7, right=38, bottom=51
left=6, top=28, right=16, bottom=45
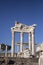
left=11, top=22, right=36, bottom=57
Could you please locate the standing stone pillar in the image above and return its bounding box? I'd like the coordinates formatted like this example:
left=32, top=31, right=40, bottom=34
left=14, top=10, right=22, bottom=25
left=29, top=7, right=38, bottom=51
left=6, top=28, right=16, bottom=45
left=20, top=32, right=23, bottom=52
left=38, top=54, right=43, bottom=65
left=11, top=31, right=15, bottom=57
left=0, top=44, right=1, bottom=57
left=31, top=30, right=35, bottom=55
left=0, top=44, right=1, bottom=51
left=29, top=32, right=32, bottom=54
left=5, top=45, right=7, bottom=57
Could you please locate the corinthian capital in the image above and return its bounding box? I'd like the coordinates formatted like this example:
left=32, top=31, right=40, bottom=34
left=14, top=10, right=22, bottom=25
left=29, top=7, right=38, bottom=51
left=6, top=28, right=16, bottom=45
left=31, top=30, right=34, bottom=34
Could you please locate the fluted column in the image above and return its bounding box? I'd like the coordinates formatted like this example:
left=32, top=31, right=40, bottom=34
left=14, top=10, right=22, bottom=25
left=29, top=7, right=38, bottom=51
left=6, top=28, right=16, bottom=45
left=31, top=30, right=35, bottom=55
left=11, top=31, right=15, bottom=57
left=29, top=32, right=32, bottom=54
left=20, top=32, right=23, bottom=52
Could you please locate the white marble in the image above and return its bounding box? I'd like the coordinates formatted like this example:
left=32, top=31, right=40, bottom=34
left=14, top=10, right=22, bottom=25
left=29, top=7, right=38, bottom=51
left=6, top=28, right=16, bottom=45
left=11, top=22, right=36, bottom=57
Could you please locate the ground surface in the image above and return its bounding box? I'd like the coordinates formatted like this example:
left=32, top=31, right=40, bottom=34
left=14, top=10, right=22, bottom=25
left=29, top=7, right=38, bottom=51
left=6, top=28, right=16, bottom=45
left=0, top=57, right=38, bottom=65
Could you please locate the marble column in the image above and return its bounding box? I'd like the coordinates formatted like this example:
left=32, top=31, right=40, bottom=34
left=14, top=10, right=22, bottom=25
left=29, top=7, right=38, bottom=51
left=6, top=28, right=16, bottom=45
left=11, top=31, right=15, bottom=57
left=20, top=32, right=23, bottom=52
left=38, top=54, right=43, bottom=65
left=29, top=32, right=32, bottom=54
left=0, top=44, right=1, bottom=51
left=31, top=30, right=35, bottom=55
left=5, top=45, right=7, bottom=57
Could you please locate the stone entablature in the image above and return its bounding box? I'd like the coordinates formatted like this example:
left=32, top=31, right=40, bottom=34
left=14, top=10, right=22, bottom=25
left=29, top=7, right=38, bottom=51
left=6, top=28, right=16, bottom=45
left=11, top=22, right=36, bottom=33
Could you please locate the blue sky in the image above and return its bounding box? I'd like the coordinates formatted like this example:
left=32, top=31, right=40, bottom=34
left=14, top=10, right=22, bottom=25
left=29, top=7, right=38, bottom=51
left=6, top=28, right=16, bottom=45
left=0, top=0, right=43, bottom=46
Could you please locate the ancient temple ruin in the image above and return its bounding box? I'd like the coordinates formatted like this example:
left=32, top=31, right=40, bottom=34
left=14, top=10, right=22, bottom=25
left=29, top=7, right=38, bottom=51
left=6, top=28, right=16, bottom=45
left=11, top=22, right=43, bottom=65
left=11, top=22, right=36, bottom=57
left=0, top=22, right=43, bottom=65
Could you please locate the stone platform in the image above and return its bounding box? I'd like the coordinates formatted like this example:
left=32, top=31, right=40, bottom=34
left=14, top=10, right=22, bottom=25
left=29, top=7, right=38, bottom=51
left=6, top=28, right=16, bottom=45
left=0, top=57, right=38, bottom=65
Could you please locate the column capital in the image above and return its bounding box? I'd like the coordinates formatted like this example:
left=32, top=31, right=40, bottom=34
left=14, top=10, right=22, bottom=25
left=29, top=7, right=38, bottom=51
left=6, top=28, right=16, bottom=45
left=29, top=31, right=31, bottom=33
left=12, top=30, right=14, bottom=33
left=20, top=32, right=24, bottom=35
left=31, top=30, right=34, bottom=34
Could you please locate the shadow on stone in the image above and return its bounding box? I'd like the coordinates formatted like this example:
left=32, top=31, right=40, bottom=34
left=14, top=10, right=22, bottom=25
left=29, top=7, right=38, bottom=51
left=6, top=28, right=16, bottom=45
left=7, top=60, right=15, bottom=65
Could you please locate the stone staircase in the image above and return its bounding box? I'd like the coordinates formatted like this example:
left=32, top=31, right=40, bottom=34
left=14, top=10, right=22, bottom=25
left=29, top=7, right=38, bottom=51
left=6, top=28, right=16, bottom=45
left=0, top=57, right=38, bottom=65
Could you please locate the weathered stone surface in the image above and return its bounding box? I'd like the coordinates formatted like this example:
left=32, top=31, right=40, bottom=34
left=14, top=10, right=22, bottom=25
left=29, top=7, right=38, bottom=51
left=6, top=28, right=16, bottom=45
left=11, top=22, right=36, bottom=57
left=0, top=57, right=38, bottom=65
left=39, top=55, right=43, bottom=65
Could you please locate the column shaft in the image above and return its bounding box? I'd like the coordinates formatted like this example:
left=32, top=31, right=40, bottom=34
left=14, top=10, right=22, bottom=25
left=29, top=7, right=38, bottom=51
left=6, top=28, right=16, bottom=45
left=5, top=45, right=7, bottom=57
left=32, top=30, right=35, bottom=55
left=20, top=32, right=23, bottom=52
left=0, top=45, right=1, bottom=51
left=11, top=31, right=15, bottom=57
left=29, top=32, right=32, bottom=54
